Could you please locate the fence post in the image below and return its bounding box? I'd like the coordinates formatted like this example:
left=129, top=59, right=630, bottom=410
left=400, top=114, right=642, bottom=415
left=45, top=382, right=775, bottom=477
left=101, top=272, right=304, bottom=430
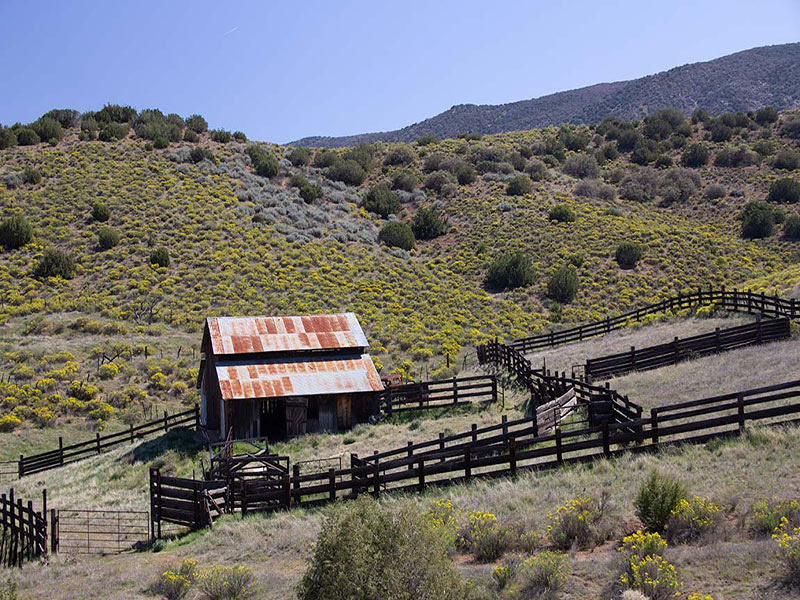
left=532, top=409, right=539, bottom=437
left=18, top=454, right=23, bottom=479
left=630, top=346, right=636, bottom=370
left=502, top=415, right=508, bottom=437
left=417, top=459, right=425, bottom=492
left=651, top=408, right=659, bottom=444
left=555, top=427, right=563, bottom=464
left=407, top=441, right=414, bottom=472
left=130, top=424, right=134, bottom=445
left=439, top=432, right=445, bottom=463
left=96, top=432, right=100, bottom=454
left=602, top=421, right=610, bottom=457
left=509, top=437, right=517, bottom=477
left=194, top=404, right=200, bottom=428
left=50, top=508, right=57, bottom=554
left=491, top=376, right=498, bottom=404
left=164, top=410, right=169, bottom=433
left=464, top=446, right=472, bottom=482
left=737, top=393, right=745, bottom=433
left=471, top=424, right=477, bottom=444
left=329, top=468, right=336, bottom=501
left=372, top=461, right=380, bottom=496
left=452, top=377, right=458, bottom=405
left=41, top=489, right=47, bottom=558
left=292, top=464, right=300, bottom=505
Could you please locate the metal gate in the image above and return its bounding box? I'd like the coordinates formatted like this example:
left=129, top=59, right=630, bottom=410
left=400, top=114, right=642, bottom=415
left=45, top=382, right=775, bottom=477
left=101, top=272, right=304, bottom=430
left=54, top=509, right=149, bottom=554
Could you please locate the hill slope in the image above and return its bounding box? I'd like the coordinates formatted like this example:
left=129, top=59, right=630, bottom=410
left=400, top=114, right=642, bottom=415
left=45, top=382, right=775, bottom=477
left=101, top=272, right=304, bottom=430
left=292, top=43, right=800, bottom=147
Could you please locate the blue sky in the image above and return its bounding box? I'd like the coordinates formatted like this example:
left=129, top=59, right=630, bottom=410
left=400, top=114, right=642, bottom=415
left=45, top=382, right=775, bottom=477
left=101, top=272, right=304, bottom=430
left=1, top=0, right=798, bottom=143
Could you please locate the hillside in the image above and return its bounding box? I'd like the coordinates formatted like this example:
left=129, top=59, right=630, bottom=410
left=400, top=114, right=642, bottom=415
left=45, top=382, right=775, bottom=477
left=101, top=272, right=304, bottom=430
left=0, top=102, right=799, bottom=442
left=292, top=43, right=800, bottom=147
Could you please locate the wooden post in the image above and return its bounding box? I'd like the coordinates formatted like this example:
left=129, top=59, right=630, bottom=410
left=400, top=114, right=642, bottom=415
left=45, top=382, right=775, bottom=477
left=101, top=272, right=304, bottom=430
left=737, top=393, right=745, bottom=433
left=491, top=376, right=498, bottom=404
left=407, top=441, right=414, bottom=472
left=531, top=410, right=539, bottom=437
left=292, top=464, right=300, bottom=505
left=18, top=454, right=23, bottom=479
left=555, top=427, right=563, bottom=464
left=715, top=327, right=721, bottom=352
left=130, top=424, right=134, bottom=444
left=509, top=437, right=517, bottom=477
left=452, top=377, right=458, bottom=405
left=372, top=462, right=380, bottom=496
left=163, top=410, right=169, bottom=432
left=471, top=423, right=477, bottom=443
left=439, top=432, right=445, bottom=463
left=602, top=421, right=610, bottom=457
left=464, top=446, right=472, bottom=481
left=328, top=468, right=336, bottom=501
left=417, top=459, right=425, bottom=492
left=96, top=432, right=101, bottom=454
left=50, top=508, right=57, bottom=554
left=651, top=408, right=659, bottom=444
left=630, top=346, right=636, bottom=370
left=673, top=337, right=679, bottom=364
left=501, top=415, right=508, bottom=437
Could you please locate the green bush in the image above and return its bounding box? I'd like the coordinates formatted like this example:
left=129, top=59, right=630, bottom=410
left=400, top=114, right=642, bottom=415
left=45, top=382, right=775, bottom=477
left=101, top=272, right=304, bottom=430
left=547, top=265, right=579, bottom=303
left=254, top=154, right=279, bottom=177
left=232, top=131, right=247, bottom=143
left=34, top=248, right=76, bottom=279
left=634, top=470, right=687, bottom=532
left=97, top=227, right=120, bottom=250
left=682, top=143, right=709, bottom=168
left=547, top=496, right=603, bottom=550
left=32, top=117, right=64, bottom=142
left=98, top=122, right=129, bottom=142
left=22, top=167, right=41, bottom=185
left=96, top=104, right=137, bottom=123
left=189, top=147, right=215, bottom=164
left=780, top=116, right=800, bottom=139
left=755, top=106, right=779, bottom=126
left=615, top=241, right=645, bottom=269
left=150, top=247, right=170, bottom=268
left=411, top=206, right=449, bottom=240
left=0, top=127, right=17, bottom=149
left=424, top=170, right=456, bottom=193
left=704, top=184, right=726, bottom=200
left=751, top=499, right=800, bottom=535
left=0, top=215, right=33, bottom=250
left=313, top=149, right=338, bottom=168
left=416, top=135, right=438, bottom=146
left=774, top=150, right=800, bottom=171
left=741, top=200, right=776, bottom=238
left=506, top=175, right=533, bottom=196
left=378, top=222, right=415, bottom=251
left=211, top=129, right=231, bottom=143
left=562, top=154, right=599, bottom=178
left=326, top=159, right=366, bottom=186
left=768, top=178, right=800, bottom=203
left=343, top=144, right=376, bottom=171
left=526, top=159, right=549, bottom=181
left=507, top=551, right=568, bottom=598
left=710, top=120, right=733, bottom=142
left=91, top=201, right=110, bottom=222
left=784, top=215, right=800, bottom=240
left=287, top=147, right=312, bottom=166
left=361, top=184, right=400, bottom=217
left=548, top=204, right=576, bottom=223
left=454, top=163, right=476, bottom=185
left=485, top=251, right=535, bottom=291
left=197, top=565, right=255, bottom=600
left=299, top=182, right=323, bottom=204
left=15, top=128, right=40, bottom=145
left=42, top=108, right=80, bottom=128
left=297, top=497, right=462, bottom=600
left=714, top=145, right=758, bottom=167
left=183, top=129, right=199, bottom=143
left=631, top=139, right=660, bottom=165
left=384, top=145, right=417, bottom=166
left=391, top=171, right=419, bottom=192
left=185, top=114, right=208, bottom=133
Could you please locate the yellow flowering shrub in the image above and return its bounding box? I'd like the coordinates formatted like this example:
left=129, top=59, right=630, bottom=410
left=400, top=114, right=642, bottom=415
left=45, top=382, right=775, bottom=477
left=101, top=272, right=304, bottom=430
left=456, top=509, right=512, bottom=562
left=510, top=551, right=568, bottom=597
left=0, top=414, right=21, bottom=432
left=666, top=497, right=720, bottom=544
left=151, top=558, right=199, bottom=600
left=751, top=498, right=800, bottom=536
left=546, top=496, right=601, bottom=550
left=98, top=362, right=119, bottom=380
left=619, top=554, right=680, bottom=600
left=197, top=565, right=255, bottom=600
left=772, top=517, right=800, bottom=582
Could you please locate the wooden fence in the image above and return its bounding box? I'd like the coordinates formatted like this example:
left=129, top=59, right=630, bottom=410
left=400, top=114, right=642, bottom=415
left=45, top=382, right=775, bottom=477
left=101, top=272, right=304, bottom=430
left=0, top=489, right=48, bottom=568
left=149, top=468, right=227, bottom=538
left=511, top=287, right=799, bottom=353
left=585, top=318, right=791, bottom=380
left=224, top=378, right=800, bottom=514
left=381, top=375, right=498, bottom=415
left=17, top=405, right=199, bottom=478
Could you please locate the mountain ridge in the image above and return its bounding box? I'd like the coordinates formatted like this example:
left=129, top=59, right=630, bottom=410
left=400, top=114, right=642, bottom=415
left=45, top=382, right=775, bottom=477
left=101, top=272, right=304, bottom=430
left=291, top=42, right=800, bottom=147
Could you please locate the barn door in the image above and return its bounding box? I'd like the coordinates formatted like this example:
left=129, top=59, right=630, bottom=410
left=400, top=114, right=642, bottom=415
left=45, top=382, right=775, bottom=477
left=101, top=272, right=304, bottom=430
left=337, top=394, right=352, bottom=430
left=285, top=398, right=308, bottom=438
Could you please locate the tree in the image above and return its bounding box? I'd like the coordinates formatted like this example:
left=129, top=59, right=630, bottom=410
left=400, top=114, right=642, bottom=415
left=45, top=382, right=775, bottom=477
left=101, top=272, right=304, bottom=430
left=615, top=241, right=644, bottom=269
left=741, top=201, right=776, bottom=238
left=506, top=175, right=533, bottom=196
left=784, top=215, right=800, bottom=240
left=768, top=178, right=800, bottom=204
left=384, top=145, right=417, bottom=166
left=189, top=147, right=215, bottom=163
left=682, top=143, right=709, bottom=168
left=91, top=201, right=111, bottom=222
left=15, top=128, right=40, bottom=145
left=149, top=247, right=170, bottom=268
left=22, top=168, right=41, bottom=185
left=0, top=215, right=33, bottom=250
left=774, top=150, right=800, bottom=171
left=391, top=171, right=419, bottom=192
left=185, top=114, right=208, bottom=133
left=562, top=154, right=599, bottom=179
left=34, top=248, right=76, bottom=279
left=416, top=135, right=438, bottom=146
left=411, top=206, right=449, bottom=240
left=361, top=184, right=400, bottom=217
left=424, top=170, right=456, bottom=193
left=755, top=106, right=779, bottom=126
left=485, top=251, right=535, bottom=291
left=0, top=127, right=18, bottom=149
left=297, top=498, right=462, bottom=600
left=210, top=129, right=231, bottom=143
left=32, top=116, right=64, bottom=142
left=710, top=121, right=733, bottom=143
left=98, top=122, right=129, bottom=141
left=287, top=147, right=312, bottom=166
left=378, top=222, right=415, bottom=250
left=42, top=108, right=80, bottom=128
left=547, top=265, right=579, bottom=303
left=780, top=116, right=800, bottom=139
left=326, top=160, right=366, bottom=186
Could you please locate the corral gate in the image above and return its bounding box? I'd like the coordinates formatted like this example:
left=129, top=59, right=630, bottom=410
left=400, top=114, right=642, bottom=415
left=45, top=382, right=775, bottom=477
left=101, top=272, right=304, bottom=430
left=54, top=509, right=149, bottom=554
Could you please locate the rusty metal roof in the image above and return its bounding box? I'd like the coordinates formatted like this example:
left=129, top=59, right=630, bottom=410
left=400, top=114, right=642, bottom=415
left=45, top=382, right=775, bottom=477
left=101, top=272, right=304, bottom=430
left=215, top=353, right=384, bottom=400
left=206, top=313, right=368, bottom=356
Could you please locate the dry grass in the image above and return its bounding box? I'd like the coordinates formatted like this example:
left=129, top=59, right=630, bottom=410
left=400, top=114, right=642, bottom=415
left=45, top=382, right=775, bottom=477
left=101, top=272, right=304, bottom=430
left=524, top=314, right=753, bottom=376
left=5, top=424, right=800, bottom=599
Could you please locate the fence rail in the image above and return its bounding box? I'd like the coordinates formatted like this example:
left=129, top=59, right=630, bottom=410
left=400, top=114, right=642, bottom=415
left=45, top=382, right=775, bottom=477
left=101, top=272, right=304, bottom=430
left=54, top=509, right=149, bottom=554
left=585, top=318, right=790, bottom=380
left=0, top=489, right=48, bottom=568
left=17, top=405, right=199, bottom=479
left=511, top=288, right=799, bottom=353
left=382, top=375, right=498, bottom=415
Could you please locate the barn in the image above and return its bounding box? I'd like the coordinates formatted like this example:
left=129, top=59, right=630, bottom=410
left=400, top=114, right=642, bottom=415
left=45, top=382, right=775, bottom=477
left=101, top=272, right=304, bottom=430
left=197, top=313, right=384, bottom=440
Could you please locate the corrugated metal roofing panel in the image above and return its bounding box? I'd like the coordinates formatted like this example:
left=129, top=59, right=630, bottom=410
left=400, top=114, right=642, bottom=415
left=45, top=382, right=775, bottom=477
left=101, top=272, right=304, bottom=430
left=215, top=353, right=384, bottom=400
left=206, top=313, right=368, bottom=356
